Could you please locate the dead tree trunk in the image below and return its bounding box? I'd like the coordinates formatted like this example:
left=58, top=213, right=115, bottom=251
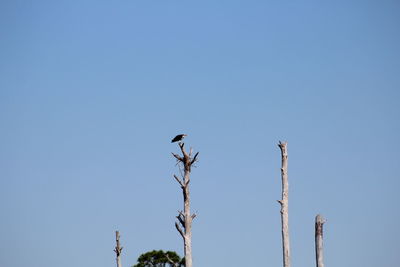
left=278, top=141, right=291, bottom=267
left=114, top=231, right=123, bottom=267
left=315, top=214, right=326, bottom=267
left=172, top=142, right=199, bottom=267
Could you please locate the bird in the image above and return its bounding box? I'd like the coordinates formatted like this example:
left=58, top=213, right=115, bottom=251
left=171, top=134, right=187, bottom=143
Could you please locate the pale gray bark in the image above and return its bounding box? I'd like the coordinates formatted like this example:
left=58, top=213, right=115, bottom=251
left=315, top=214, right=326, bottom=267
left=172, top=142, right=199, bottom=267
left=114, top=231, right=123, bottom=267
left=278, top=141, right=291, bottom=267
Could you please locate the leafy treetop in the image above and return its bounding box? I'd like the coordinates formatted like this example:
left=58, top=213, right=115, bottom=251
left=132, top=250, right=184, bottom=267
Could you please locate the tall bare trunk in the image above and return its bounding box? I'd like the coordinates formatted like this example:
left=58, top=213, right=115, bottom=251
left=114, top=231, right=123, bottom=267
left=172, top=142, right=199, bottom=267
left=278, top=141, right=291, bottom=267
left=315, top=214, right=326, bottom=267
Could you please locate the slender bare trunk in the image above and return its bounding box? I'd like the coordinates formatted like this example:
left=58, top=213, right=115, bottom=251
left=315, top=214, right=326, bottom=267
left=172, top=142, right=199, bottom=267
left=278, top=141, right=291, bottom=267
left=114, top=231, right=123, bottom=267
left=183, top=185, right=193, bottom=267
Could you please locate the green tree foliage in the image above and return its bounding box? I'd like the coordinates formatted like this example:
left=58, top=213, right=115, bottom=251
left=132, top=250, right=185, bottom=267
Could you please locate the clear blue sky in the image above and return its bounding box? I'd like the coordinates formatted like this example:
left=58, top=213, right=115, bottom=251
left=1, top=1, right=399, bottom=267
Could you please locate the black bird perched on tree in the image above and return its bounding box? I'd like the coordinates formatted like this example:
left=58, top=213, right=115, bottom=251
left=171, top=134, right=187, bottom=143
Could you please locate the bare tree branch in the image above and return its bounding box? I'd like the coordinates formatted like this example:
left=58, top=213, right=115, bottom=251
left=177, top=211, right=185, bottom=227
left=172, top=152, right=183, bottom=162
left=165, top=254, right=178, bottom=267
left=175, top=222, right=185, bottom=239
left=190, top=152, right=199, bottom=165
left=173, top=175, right=184, bottom=188
left=185, top=177, right=190, bottom=186
left=179, top=142, right=189, bottom=159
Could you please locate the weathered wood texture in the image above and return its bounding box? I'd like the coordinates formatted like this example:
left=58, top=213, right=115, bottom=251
left=114, top=231, right=123, bottom=267
left=172, top=142, right=199, bottom=267
left=315, top=214, right=326, bottom=267
left=278, top=141, right=291, bottom=267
